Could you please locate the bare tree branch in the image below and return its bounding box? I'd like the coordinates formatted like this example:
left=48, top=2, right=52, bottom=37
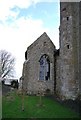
left=0, top=50, right=15, bottom=79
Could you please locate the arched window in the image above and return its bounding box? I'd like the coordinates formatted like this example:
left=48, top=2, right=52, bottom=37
left=39, top=54, right=50, bottom=81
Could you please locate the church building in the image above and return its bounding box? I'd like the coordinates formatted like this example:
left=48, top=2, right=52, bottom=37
left=22, top=2, right=81, bottom=100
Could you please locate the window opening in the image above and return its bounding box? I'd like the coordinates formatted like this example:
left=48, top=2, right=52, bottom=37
left=39, top=54, right=50, bottom=81
left=67, top=17, right=69, bottom=21
left=67, top=45, right=69, bottom=49
left=44, top=41, right=46, bottom=46
left=62, top=8, right=66, bottom=11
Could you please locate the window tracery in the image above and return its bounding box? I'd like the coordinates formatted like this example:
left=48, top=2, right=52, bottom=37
left=39, top=54, right=50, bottom=81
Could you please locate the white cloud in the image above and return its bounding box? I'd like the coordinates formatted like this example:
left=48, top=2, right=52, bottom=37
left=0, top=0, right=59, bottom=78
left=0, top=0, right=33, bottom=21
left=0, top=0, right=60, bottom=21
left=0, top=16, right=59, bottom=78
left=0, top=0, right=78, bottom=23
left=33, top=0, right=59, bottom=3
left=0, top=16, right=57, bottom=78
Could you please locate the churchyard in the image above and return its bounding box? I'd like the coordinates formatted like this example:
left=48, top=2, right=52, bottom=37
left=2, top=90, right=80, bottom=119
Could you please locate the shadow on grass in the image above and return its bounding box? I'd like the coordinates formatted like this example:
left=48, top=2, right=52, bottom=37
left=2, top=91, right=80, bottom=119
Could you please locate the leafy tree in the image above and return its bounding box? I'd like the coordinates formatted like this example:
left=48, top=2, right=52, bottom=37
left=0, top=50, right=15, bottom=81
left=11, top=80, right=19, bottom=89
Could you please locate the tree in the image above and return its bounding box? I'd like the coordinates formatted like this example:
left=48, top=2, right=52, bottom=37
left=0, top=50, right=15, bottom=80
left=11, top=80, right=19, bottom=89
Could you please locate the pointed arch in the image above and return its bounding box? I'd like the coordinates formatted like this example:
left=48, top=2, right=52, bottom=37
left=39, top=54, right=50, bottom=81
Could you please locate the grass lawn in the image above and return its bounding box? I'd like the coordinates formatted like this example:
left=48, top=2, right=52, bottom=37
left=2, top=91, right=80, bottom=118
left=0, top=83, right=2, bottom=119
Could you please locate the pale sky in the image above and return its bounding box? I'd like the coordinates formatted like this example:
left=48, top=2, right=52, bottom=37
left=0, top=0, right=60, bottom=79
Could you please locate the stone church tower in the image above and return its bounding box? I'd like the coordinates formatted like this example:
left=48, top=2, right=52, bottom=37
left=57, top=2, right=81, bottom=100
left=22, top=2, right=81, bottom=100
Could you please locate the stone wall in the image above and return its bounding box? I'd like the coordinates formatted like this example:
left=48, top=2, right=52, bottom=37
left=22, top=2, right=80, bottom=100
left=55, top=51, right=61, bottom=97
left=22, top=32, right=55, bottom=95
left=2, top=84, right=11, bottom=95
left=79, top=2, right=81, bottom=95
left=59, top=2, right=79, bottom=100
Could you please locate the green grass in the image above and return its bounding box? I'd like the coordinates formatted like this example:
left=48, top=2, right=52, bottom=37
left=0, top=83, right=2, bottom=119
left=2, top=91, right=80, bottom=118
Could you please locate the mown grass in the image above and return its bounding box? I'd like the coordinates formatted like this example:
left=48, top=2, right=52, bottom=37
left=0, top=83, right=2, bottom=119
left=2, top=91, right=80, bottom=118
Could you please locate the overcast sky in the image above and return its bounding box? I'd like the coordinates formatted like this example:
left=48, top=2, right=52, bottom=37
left=0, top=0, right=60, bottom=79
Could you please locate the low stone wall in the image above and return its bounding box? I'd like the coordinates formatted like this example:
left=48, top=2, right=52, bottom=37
left=2, top=84, right=11, bottom=95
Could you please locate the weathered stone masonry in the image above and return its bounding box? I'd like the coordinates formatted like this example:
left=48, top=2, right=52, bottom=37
left=22, top=2, right=81, bottom=100
left=22, top=33, right=55, bottom=95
